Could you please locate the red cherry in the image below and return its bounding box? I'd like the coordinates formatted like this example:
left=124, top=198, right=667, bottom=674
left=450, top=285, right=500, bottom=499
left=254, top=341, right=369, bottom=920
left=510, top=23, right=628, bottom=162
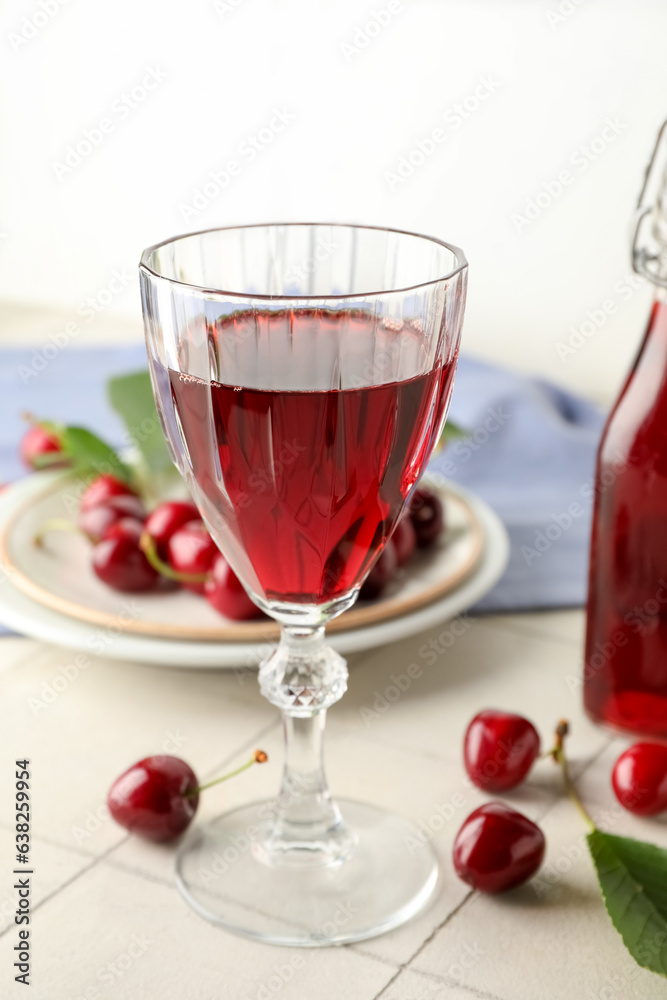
left=409, top=487, right=444, bottom=548
left=144, top=501, right=200, bottom=558
left=107, top=755, right=199, bottom=842
left=453, top=802, right=546, bottom=893
left=20, top=425, right=68, bottom=470
left=80, top=474, right=137, bottom=512
left=77, top=494, right=147, bottom=542
left=168, top=520, right=218, bottom=594
left=464, top=710, right=541, bottom=792
left=359, top=540, right=398, bottom=600
left=204, top=553, right=263, bottom=619
left=391, top=515, right=417, bottom=567
left=92, top=523, right=159, bottom=592
left=612, top=742, right=667, bottom=816
left=106, top=520, right=175, bottom=592
left=103, top=517, right=145, bottom=543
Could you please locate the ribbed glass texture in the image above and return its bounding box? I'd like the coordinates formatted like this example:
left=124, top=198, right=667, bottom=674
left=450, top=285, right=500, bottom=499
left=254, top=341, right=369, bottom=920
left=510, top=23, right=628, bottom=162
left=140, top=223, right=467, bottom=610
left=139, top=223, right=468, bottom=946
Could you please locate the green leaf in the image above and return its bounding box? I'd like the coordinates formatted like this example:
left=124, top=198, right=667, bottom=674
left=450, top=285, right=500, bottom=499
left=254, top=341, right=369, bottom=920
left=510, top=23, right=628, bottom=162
left=30, top=451, right=69, bottom=470
left=588, top=828, right=667, bottom=977
left=59, top=426, right=132, bottom=484
left=107, top=370, right=172, bottom=477
left=437, top=419, right=467, bottom=449
left=441, top=419, right=466, bottom=441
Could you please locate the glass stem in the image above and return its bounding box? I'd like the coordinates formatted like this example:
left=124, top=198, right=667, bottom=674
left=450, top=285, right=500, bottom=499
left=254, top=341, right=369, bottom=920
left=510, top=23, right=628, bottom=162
left=257, top=624, right=356, bottom=867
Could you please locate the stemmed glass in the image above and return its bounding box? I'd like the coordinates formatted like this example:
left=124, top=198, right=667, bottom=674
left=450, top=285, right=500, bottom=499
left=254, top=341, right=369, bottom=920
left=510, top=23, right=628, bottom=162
left=139, top=223, right=467, bottom=946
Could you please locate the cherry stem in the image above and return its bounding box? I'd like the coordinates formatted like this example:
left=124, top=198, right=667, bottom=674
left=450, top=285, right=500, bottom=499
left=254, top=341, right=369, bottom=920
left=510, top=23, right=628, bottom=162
left=185, top=750, right=268, bottom=798
left=33, top=519, right=81, bottom=548
left=31, top=452, right=68, bottom=469
left=139, top=532, right=210, bottom=585
left=548, top=720, right=596, bottom=833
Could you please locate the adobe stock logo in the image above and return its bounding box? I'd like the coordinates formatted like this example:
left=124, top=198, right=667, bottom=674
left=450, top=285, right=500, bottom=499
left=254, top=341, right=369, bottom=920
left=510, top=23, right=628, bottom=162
left=178, top=108, right=295, bottom=221
left=51, top=68, right=168, bottom=180
left=383, top=75, right=501, bottom=191
left=511, top=117, right=628, bottom=234
left=8, top=0, right=71, bottom=53
left=339, top=2, right=402, bottom=62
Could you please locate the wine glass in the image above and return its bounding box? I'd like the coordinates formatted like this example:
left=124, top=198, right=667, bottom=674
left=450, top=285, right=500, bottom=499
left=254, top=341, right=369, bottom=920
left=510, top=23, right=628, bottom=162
left=139, top=223, right=467, bottom=946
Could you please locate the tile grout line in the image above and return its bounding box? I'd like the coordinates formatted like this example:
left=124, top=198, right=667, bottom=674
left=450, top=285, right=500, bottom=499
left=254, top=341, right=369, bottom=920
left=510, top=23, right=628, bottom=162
left=0, top=717, right=283, bottom=931
left=0, top=820, right=122, bottom=863
left=0, top=632, right=611, bottom=986
left=102, top=855, right=173, bottom=888
left=174, top=679, right=277, bottom=717
left=367, top=891, right=476, bottom=998
left=438, top=978, right=505, bottom=1000
left=355, top=736, right=616, bottom=989
left=472, top=615, right=583, bottom=649
left=329, top=719, right=462, bottom=766
left=366, top=964, right=403, bottom=998
left=349, top=946, right=404, bottom=972
left=0, top=837, right=126, bottom=941
left=412, top=966, right=507, bottom=1000
left=526, top=734, right=614, bottom=831
left=99, top=715, right=282, bottom=873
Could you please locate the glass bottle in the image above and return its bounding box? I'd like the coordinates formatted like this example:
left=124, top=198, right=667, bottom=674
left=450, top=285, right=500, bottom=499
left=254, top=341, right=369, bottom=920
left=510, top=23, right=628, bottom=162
left=584, top=121, right=667, bottom=737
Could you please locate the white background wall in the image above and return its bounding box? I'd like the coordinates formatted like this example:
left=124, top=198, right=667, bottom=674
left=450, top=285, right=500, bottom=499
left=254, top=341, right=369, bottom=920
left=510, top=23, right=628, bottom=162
left=1, top=0, right=666, bottom=401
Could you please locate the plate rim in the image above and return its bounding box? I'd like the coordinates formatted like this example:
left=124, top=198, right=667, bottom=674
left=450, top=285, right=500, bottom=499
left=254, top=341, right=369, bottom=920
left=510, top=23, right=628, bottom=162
left=0, top=480, right=510, bottom=668
left=0, top=473, right=484, bottom=642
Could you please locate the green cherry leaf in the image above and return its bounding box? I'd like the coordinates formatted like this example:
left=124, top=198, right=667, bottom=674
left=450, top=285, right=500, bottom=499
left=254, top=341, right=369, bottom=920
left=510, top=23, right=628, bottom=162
left=441, top=419, right=466, bottom=440
left=587, top=829, right=667, bottom=978
left=437, top=419, right=467, bottom=449
left=59, top=426, right=133, bottom=485
left=29, top=451, right=69, bottom=469
left=107, top=370, right=172, bottom=477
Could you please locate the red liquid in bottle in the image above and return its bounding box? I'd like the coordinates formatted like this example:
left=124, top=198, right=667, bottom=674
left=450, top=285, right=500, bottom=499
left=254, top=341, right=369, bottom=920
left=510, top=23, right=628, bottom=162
left=584, top=297, right=667, bottom=737
left=164, top=310, right=456, bottom=606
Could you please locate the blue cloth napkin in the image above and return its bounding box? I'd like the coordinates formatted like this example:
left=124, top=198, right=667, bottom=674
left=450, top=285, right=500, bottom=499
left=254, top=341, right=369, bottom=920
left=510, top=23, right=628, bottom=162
left=0, top=346, right=605, bottom=630
left=433, top=357, right=605, bottom=611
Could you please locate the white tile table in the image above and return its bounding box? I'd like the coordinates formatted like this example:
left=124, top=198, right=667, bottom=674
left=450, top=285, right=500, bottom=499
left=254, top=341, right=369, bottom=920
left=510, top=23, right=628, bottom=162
left=0, top=610, right=665, bottom=1000
left=1, top=311, right=662, bottom=999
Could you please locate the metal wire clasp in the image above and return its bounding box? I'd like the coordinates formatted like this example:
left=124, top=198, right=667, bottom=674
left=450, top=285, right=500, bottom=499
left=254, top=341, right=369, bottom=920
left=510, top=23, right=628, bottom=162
left=632, top=120, right=667, bottom=288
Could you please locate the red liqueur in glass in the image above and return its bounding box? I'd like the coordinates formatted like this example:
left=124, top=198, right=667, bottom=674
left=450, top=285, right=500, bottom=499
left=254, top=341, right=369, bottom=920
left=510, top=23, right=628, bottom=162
left=164, top=310, right=456, bottom=607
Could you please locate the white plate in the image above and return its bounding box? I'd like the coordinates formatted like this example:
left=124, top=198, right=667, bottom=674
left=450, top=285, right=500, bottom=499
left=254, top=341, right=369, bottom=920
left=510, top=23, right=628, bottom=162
left=1, top=474, right=485, bottom=641
left=0, top=474, right=509, bottom=668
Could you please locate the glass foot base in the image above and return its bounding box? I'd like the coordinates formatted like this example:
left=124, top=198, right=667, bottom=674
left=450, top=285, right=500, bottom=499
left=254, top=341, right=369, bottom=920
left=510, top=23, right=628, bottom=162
left=175, top=799, right=438, bottom=947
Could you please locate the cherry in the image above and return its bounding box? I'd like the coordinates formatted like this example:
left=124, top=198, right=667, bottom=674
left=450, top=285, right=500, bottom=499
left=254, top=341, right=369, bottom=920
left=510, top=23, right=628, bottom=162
left=611, top=742, right=667, bottom=816
left=92, top=520, right=159, bottom=592
left=409, top=487, right=444, bottom=548
left=464, top=710, right=541, bottom=791
left=144, top=501, right=200, bottom=558
left=77, top=494, right=147, bottom=543
left=205, top=553, right=263, bottom=620
left=391, top=515, right=417, bottom=567
left=20, top=425, right=67, bottom=470
left=359, top=540, right=398, bottom=600
left=108, top=756, right=199, bottom=843
left=168, top=520, right=218, bottom=594
left=453, top=802, right=546, bottom=893
left=80, top=474, right=137, bottom=512
left=103, top=517, right=145, bottom=543
left=107, top=750, right=268, bottom=842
